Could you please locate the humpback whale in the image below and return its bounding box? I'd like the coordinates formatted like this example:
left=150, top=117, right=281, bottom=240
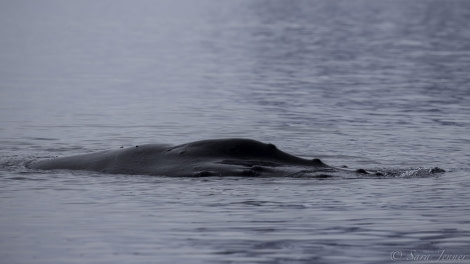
left=27, top=138, right=378, bottom=177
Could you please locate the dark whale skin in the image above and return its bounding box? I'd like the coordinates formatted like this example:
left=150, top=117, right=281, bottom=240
left=27, top=138, right=368, bottom=177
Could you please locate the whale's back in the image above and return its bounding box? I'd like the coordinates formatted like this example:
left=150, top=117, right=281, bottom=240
left=27, top=139, right=332, bottom=176
left=166, top=138, right=312, bottom=163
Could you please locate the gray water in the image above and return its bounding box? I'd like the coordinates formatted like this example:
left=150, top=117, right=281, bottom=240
left=1, top=0, right=470, bottom=263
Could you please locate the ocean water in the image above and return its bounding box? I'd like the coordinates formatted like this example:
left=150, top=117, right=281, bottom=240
left=1, top=0, right=469, bottom=263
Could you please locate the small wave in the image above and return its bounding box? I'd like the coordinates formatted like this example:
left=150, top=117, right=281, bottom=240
left=372, top=167, right=446, bottom=178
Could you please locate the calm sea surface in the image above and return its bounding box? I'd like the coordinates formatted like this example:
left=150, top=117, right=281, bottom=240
left=1, top=0, right=469, bottom=263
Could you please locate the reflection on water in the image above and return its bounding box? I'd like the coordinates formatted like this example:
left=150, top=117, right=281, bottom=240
left=1, top=0, right=470, bottom=263
left=1, top=172, right=469, bottom=264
